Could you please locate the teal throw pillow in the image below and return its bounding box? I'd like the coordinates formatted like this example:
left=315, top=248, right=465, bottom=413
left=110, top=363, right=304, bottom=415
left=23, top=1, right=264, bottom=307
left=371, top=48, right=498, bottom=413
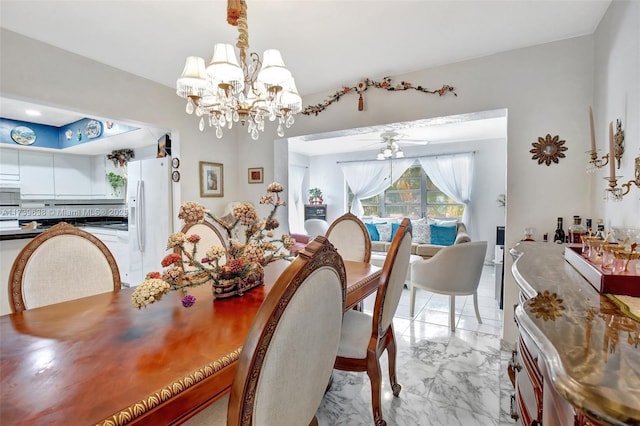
left=365, top=223, right=380, bottom=241
left=430, top=223, right=457, bottom=246
left=390, top=223, right=401, bottom=241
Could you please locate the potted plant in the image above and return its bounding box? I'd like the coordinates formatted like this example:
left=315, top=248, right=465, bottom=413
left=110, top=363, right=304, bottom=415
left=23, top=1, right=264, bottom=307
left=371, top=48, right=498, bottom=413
left=107, top=172, right=126, bottom=198
left=308, top=188, right=323, bottom=205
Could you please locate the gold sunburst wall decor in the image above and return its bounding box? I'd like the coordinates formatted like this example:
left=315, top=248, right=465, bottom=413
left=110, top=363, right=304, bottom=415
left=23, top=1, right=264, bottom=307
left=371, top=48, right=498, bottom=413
left=530, top=134, right=568, bottom=166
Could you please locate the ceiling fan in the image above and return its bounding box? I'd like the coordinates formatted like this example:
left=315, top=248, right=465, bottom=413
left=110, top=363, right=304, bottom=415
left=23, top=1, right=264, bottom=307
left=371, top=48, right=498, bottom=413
left=369, top=130, right=429, bottom=160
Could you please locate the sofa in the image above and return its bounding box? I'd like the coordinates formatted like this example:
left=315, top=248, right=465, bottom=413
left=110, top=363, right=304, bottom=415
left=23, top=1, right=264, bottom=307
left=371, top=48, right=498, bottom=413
left=364, top=218, right=471, bottom=259
left=364, top=218, right=470, bottom=284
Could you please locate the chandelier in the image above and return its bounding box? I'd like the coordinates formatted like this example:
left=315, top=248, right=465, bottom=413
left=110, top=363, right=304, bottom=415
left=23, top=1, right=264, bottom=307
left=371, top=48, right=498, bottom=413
left=176, top=0, right=301, bottom=140
left=376, top=141, right=404, bottom=160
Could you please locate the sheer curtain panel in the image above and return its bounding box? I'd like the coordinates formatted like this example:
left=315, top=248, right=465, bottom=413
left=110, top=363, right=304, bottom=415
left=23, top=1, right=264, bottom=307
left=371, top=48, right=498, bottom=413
left=339, top=161, right=390, bottom=218
left=339, top=159, right=415, bottom=218
left=418, top=153, right=475, bottom=237
left=288, top=165, right=306, bottom=234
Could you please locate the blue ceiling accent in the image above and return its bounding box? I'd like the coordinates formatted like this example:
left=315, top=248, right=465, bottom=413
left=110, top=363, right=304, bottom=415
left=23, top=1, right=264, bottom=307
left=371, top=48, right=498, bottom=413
left=0, top=117, right=138, bottom=149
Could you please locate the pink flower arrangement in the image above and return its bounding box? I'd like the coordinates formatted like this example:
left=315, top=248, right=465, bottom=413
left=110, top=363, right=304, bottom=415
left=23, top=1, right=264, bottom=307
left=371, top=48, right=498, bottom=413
left=131, top=182, right=295, bottom=309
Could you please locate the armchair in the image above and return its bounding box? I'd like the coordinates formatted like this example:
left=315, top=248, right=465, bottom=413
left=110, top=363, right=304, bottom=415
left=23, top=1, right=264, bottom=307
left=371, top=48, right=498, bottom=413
left=409, top=241, right=487, bottom=331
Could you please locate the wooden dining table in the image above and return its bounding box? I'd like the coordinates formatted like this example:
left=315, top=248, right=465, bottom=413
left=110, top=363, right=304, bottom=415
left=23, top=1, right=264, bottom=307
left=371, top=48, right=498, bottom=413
left=0, top=260, right=381, bottom=426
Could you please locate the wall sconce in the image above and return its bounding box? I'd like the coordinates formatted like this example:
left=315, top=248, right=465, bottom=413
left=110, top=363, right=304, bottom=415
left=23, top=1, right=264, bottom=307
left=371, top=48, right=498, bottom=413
left=604, top=155, right=640, bottom=201
left=586, top=108, right=624, bottom=172
left=587, top=150, right=610, bottom=171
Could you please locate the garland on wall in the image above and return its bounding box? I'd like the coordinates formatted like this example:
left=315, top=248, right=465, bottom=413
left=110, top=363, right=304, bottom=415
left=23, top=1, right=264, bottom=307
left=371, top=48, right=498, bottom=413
left=301, top=77, right=457, bottom=116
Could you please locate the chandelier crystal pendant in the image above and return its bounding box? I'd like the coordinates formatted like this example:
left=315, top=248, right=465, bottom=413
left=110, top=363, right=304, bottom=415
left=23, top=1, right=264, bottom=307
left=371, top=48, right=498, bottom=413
left=176, top=0, right=301, bottom=140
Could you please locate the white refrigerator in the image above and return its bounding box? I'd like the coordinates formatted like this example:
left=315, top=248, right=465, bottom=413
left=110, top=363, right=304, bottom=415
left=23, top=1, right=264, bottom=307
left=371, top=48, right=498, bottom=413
left=127, top=157, right=173, bottom=287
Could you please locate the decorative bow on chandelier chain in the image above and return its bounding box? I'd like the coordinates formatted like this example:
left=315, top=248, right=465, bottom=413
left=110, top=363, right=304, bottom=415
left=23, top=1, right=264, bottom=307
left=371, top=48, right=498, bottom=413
left=176, top=0, right=301, bottom=140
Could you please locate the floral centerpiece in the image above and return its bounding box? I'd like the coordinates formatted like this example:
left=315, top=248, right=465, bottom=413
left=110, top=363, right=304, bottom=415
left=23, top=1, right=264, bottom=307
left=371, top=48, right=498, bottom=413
left=131, top=182, right=296, bottom=309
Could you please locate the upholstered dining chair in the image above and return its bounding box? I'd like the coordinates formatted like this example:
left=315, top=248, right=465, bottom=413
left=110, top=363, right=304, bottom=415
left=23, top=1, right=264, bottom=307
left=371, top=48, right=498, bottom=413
left=409, top=240, right=488, bottom=331
left=8, top=222, right=121, bottom=313
left=183, top=236, right=347, bottom=426
left=325, top=212, right=372, bottom=263
left=177, top=220, right=228, bottom=271
left=333, top=218, right=412, bottom=426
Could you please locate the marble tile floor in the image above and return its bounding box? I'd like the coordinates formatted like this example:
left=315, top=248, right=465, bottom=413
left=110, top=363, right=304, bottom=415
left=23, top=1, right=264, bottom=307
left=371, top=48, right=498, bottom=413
left=316, top=265, right=517, bottom=426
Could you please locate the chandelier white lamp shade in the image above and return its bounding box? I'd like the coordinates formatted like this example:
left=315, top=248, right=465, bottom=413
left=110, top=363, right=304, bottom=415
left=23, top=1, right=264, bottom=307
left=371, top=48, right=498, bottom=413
left=376, top=141, right=404, bottom=160
left=176, top=1, right=301, bottom=140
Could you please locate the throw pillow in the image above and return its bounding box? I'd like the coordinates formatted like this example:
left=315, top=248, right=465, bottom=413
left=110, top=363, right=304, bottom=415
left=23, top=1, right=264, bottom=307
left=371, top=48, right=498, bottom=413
left=430, top=217, right=459, bottom=226
left=375, top=223, right=392, bottom=242
left=430, top=223, right=457, bottom=246
left=412, top=221, right=431, bottom=244
left=390, top=223, right=401, bottom=241
left=365, top=223, right=380, bottom=241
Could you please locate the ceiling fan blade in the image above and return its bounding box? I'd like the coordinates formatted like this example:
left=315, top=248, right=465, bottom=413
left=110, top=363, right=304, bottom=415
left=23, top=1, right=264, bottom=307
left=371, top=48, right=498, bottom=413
left=399, top=140, right=430, bottom=145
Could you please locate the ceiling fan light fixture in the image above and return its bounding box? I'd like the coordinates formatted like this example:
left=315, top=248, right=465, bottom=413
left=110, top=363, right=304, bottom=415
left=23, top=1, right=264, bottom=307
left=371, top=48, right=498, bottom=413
left=396, top=149, right=404, bottom=158
left=376, top=152, right=385, bottom=160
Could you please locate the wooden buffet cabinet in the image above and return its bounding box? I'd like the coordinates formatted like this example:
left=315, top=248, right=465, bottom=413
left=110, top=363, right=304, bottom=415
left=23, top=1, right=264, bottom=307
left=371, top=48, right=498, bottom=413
left=509, top=242, right=639, bottom=426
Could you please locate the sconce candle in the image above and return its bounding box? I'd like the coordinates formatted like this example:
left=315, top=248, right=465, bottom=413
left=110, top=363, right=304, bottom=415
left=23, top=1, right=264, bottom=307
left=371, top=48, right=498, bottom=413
left=589, top=106, right=596, bottom=153
left=609, top=121, right=615, bottom=179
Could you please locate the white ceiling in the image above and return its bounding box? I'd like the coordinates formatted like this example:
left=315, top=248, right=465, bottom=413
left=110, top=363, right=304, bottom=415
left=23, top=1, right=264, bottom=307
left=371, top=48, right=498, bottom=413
left=0, top=0, right=610, bottom=155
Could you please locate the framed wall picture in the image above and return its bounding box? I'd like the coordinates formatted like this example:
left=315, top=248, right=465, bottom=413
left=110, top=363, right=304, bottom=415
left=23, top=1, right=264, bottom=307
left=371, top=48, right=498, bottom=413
left=248, top=167, right=264, bottom=184
left=199, top=161, right=224, bottom=197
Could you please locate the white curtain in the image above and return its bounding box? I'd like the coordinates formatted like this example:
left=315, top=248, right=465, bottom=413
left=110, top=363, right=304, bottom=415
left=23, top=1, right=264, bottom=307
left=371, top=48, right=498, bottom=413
left=418, top=152, right=475, bottom=237
left=288, top=165, right=306, bottom=234
left=388, top=158, right=416, bottom=184
left=339, top=159, right=415, bottom=217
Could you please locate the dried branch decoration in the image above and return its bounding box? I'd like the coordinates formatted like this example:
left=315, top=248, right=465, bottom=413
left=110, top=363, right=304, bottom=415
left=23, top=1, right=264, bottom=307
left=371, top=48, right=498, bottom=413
left=301, top=77, right=457, bottom=116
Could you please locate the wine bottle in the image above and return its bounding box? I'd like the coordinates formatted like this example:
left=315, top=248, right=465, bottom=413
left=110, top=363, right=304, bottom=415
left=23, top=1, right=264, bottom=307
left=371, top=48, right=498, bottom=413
left=553, top=217, right=565, bottom=244
left=568, top=216, right=587, bottom=244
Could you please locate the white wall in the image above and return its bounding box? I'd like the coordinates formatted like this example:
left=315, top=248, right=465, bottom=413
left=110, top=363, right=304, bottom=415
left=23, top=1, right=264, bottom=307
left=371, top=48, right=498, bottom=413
left=591, top=0, right=640, bottom=228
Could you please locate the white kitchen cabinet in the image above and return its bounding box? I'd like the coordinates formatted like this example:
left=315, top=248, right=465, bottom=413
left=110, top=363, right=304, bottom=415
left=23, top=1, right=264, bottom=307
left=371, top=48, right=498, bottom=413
left=54, top=154, right=92, bottom=199
left=19, top=151, right=55, bottom=199
left=0, top=148, right=20, bottom=181
left=91, top=156, right=108, bottom=198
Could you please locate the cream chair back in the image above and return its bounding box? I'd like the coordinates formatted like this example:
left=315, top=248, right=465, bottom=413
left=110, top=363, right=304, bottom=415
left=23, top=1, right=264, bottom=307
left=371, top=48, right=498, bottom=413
left=177, top=221, right=227, bottom=271
left=377, top=219, right=412, bottom=333
left=9, top=222, right=120, bottom=312
left=304, top=218, right=329, bottom=240
left=227, top=236, right=346, bottom=425
left=325, top=212, right=372, bottom=263
left=408, top=240, right=487, bottom=330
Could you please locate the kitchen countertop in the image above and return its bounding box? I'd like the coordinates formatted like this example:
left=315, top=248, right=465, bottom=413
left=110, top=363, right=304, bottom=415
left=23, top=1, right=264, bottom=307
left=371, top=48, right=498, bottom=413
left=511, top=242, right=639, bottom=425
left=0, top=219, right=128, bottom=241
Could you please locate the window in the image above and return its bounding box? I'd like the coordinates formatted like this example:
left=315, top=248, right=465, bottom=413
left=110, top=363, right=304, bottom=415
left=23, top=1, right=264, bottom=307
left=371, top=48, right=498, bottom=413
left=348, top=164, right=464, bottom=218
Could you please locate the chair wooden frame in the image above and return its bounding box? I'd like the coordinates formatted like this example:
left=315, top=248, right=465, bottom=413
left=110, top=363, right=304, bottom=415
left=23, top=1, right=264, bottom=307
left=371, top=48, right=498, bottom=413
left=325, top=212, right=372, bottom=263
left=227, top=236, right=347, bottom=425
left=333, top=218, right=412, bottom=426
left=175, top=220, right=227, bottom=266
left=8, top=222, right=120, bottom=313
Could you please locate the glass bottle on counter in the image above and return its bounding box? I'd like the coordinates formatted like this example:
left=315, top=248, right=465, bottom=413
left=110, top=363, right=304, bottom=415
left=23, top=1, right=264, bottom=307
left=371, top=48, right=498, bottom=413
left=553, top=217, right=565, bottom=244
left=568, top=216, right=587, bottom=244
left=595, top=218, right=605, bottom=240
